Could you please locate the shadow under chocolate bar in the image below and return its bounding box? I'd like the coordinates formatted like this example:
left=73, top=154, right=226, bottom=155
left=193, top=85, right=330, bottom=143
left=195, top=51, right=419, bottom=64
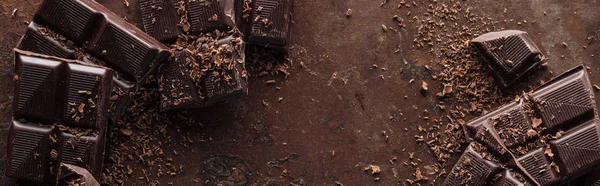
left=16, top=22, right=136, bottom=126
left=159, top=36, right=248, bottom=111
left=186, top=0, right=235, bottom=34
left=442, top=144, right=501, bottom=186
left=33, top=0, right=170, bottom=83
left=248, top=0, right=293, bottom=53
left=9, top=49, right=112, bottom=182
left=471, top=30, right=544, bottom=88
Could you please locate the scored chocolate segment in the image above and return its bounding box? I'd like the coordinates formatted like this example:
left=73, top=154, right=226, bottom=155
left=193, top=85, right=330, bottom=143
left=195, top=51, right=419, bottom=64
left=139, top=0, right=182, bottom=43
left=34, top=0, right=169, bottom=83
left=158, top=50, right=202, bottom=110
left=249, top=0, right=294, bottom=52
left=201, top=36, right=248, bottom=105
left=549, top=119, right=600, bottom=176
left=516, top=148, right=559, bottom=185
left=13, top=51, right=64, bottom=122
left=442, top=145, right=501, bottom=186
left=464, top=100, right=529, bottom=141
left=474, top=123, right=510, bottom=157
left=531, top=65, right=595, bottom=130
left=471, top=30, right=543, bottom=87
left=17, top=22, right=75, bottom=60
left=187, top=0, right=234, bottom=34
left=494, top=170, right=527, bottom=186
left=59, top=132, right=104, bottom=179
left=6, top=120, right=60, bottom=183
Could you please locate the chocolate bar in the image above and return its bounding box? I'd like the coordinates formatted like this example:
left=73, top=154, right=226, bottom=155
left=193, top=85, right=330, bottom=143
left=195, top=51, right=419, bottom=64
left=442, top=144, right=501, bottom=186
left=58, top=163, right=100, bottom=186
left=16, top=22, right=135, bottom=126
left=187, top=0, right=234, bottom=34
left=159, top=35, right=247, bottom=111
left=471, top=30, right=544, bottom=87
left=248, top=0, right=294, bottom=52
left=8, top=49, right=112, bottom=182
left=34, top=0, right=170, bottom=83
left=464, top=100, right=532, bottom=145
left=516, top=148, right=559, bottom=185
left=139, top=0, right=182, bottom=43
left=530, top=66, right=595, bottom=130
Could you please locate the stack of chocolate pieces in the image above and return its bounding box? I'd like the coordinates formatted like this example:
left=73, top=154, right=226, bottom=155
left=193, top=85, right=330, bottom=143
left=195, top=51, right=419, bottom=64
left=7, top=0, right=169, bottom=184
left=138, top=0, right=294, bottom=111
left=443, top=65, right=600, bottom=186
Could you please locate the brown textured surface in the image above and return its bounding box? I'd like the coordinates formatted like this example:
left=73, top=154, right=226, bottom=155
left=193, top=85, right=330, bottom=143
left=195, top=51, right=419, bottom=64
left=2, top=0, right=600, bottom=185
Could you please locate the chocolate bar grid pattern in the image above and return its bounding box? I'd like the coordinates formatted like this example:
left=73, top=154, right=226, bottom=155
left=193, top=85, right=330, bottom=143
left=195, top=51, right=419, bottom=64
left=16, top=22, right=135, bottom=125
left=6, top=121, right=58, bottom=183
left=34, top=0, right=169, bottom=83
left=454, top=66, right=600, bottom=185
left=442, top=146, right=500, bottom=186
left=60, top=133, right=103, bottom=177
left=250, top=0, right=293, bottom=45
left=139, top=0, right=181, bottom=42
left=496, top=171, right=526, bottom=186
left=188, top=0, right=230, bottom=33
left=493, top=104, right=533, bottom=147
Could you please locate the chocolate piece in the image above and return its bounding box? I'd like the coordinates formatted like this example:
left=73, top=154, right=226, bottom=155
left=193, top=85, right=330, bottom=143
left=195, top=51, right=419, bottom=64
left=17, top=22, right=75, bottom=60
left=6, top=120, right=60, bottom=183
left=516, top=148, right=559, bottom=185
left=59, top=132, right=104, bottom=178
left=549, top=119, right=600, bottom=176
left=495, top=170, right=527, bottom=186
left=16, top=24, right=134, bottom=126
left=471, top=30, right=543, bottom=87
left=474, top=123, right=510, bottom=157
left=34, top=0, right=169, bottom=83
left=248, top=0, right=294, bottom=52
left=464, top=100, right=531, bottom=142
left=442, top=145, right=501, bottom=186
left=139, top=0, right=182, bottom=43
left=186, top=0, right=234, bottom=34
left=58, top=163, right=100, bottom=186
left=531, top=65, right=595, bottom=130
left=159, top=35, right=247, bottom=111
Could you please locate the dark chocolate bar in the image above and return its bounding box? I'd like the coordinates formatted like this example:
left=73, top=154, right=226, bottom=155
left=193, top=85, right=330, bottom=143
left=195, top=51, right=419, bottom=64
left=531, top=65, right=595, bottom=130
left=187, top=0, right=234, bottom=34
left=442, top=145, right=501, bottom=186
left=248, top=0, right=294, bottom=52
left=16, top=22, right=135, bottom=126
left=139, top=0, right=182, bottom=43
left=58, top=163, right=100, bottom=186
left=516, top=148, right=559, bottom=185
left=471, top=30, right=544, bottom=87
left=464, top=100, right=530, bottom=142
left=6, top=120, right=61, bottom=183
left=474, top=123, right=510, bottom=157
left=34, top=0, right=170, bottom=83
left=159, top=35, right=247, bottom=111
left=549, top=119, right=600, bottom=176
left=495, top=170, right=528, bottom=186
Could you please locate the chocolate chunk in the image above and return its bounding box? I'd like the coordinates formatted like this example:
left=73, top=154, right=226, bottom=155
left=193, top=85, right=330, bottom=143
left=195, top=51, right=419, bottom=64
left=549, top=119, right=600, bottom=176
left=6, top=120, right=61, bottom=183
left=187, top=0, right=235, bottom=34
left=474, top=123, right=510, bottom=157
left=471, top=30, right=543, bottom=87
left=442, top=145, right=501, bottom=186
left=34, top=0, right=169, bottom=83
left=248, top=0, right=294, bottom=52
left=139, top=0, right=182, bottom=43
left=17, top=22, right=75, bottom=60
left=495, top=170, right=528, bottom=186
left=159, top=35, right=247, bottom=111
left=464, top=100, right=530, bottom=142
left=58, top=163, right=100, bottom=186
left=531, top=65, right=595, bottom=130
left=59, top=132, right=104, bottom=179
left=516, top=148, right=559, bottom=185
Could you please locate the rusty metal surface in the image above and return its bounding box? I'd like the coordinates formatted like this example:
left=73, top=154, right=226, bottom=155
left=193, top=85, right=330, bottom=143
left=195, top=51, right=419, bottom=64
left=1, top=0, right=600, bottom=185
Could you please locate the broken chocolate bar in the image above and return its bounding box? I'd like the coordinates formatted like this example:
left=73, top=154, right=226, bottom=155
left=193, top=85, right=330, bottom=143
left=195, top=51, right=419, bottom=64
left=471, top=30, right=544, bottom=87
left=16, top=22, right=135, bottom=126
left=516, top=148, right=559, bottom=185
left=58, top=163, right=100, bottom=186
left=464, top=99, right=531, bottom=144
left=34, top=0, right=170, bottom=83
left=495, top=170, right=528, bottom=186
left=248, top=0, right=294, bottom=52
left=442, top=145, right=501, bottom=186
left=6, top=120, right=60, bottom=184
left=531, top=65, right=595, bottom=130
left=139, top=0, right=182, bottom=43
left=187, top=0, right=235, bottom=34
left=8, top=49, right=112, bottom=182
left=159, top=35, right=247, bottom=111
